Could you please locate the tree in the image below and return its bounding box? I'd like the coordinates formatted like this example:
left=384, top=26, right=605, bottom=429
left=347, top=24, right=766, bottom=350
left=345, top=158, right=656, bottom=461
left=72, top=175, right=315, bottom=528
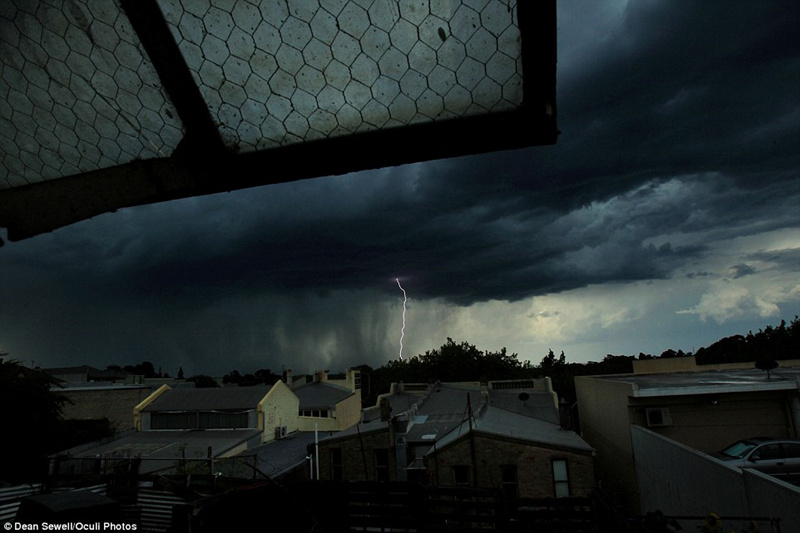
left=0, top=358, right=67, bottom=483
left=540, top=349, right=565, bottom=369
left=177, top=366, right=185, bottom=379
left=122, top=361, right=158, bottom=378
left=223, top=369, right=242, bottom=385
left=369, top=338, right=529, bottom=399
left=187, top=374, right=219, bottom=388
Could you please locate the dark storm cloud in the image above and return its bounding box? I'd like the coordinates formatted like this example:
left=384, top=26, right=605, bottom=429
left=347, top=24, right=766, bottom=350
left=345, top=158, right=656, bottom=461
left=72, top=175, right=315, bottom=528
left=2, top=1, right=800, bottom=371
left=551, top=1, right=800, bottom=197
left=8, top=1, right=799, bottom=304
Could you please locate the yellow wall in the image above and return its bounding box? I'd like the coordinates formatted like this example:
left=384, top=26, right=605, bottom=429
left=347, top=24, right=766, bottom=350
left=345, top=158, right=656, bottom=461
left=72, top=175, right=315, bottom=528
left=132, top=384, right=170, bottom=431
left=259, top=380, right=301, bottom=443
left=298, top=390, right=362, bottom=432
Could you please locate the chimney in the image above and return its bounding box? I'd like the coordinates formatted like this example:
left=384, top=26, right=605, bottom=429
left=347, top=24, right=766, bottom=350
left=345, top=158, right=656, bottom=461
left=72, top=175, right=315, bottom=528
left=314, top=370, right=328, bottom=383
left=285, top=369, right=293, bottom=388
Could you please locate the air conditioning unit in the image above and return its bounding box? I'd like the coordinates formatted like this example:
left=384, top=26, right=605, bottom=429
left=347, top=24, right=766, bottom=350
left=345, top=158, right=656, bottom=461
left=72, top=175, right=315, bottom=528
left=645, top=407, right=672, bottom=427
left=275, top=426, right=288, bottom=439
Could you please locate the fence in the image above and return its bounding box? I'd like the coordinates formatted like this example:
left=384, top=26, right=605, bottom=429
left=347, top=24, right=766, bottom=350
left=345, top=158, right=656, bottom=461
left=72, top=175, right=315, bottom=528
left=283, top=481, right=597, bottom=533
left=50, top=455, right=266, bottom=479
left=0, top=483, right=42, bottom=524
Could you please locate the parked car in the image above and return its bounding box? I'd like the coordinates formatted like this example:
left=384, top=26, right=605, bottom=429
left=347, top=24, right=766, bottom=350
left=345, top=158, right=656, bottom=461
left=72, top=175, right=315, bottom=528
left=715, top=437, right=800, bottom=485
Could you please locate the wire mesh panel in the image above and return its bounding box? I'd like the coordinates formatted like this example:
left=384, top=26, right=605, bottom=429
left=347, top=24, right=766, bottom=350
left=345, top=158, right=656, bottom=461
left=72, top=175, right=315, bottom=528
left=0, top=0, right=183, bottom=188
left=0, top=0, right=556, bottom=242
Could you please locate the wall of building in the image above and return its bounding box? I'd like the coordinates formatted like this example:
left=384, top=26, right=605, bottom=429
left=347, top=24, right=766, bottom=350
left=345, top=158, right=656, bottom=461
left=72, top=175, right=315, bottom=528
left=633, top=358, right=800, bottom=374
left=315, top=426, right=395, bottom=482
left=60, top=386, right=153, bottom=430
left=425, top=434, right=595, bottom=498
left=632, top=426, right=800, bottom=532
left=260, top=380, right=300, bottom=443
left=298, top=392, right=362, bottom=433
left=326, top=368, right=361, bottom=393
left=575, top=376, right=639, bottom=510
left=628, top=391, right=792, bottom=454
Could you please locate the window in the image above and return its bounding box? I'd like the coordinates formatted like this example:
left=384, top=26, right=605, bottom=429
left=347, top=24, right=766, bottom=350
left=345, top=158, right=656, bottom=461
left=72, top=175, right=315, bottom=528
left=783, top=443, right=800, bottom=459
left=330, top=448, right=343, bottom=481
left=198, top=411, right=248, bottom=429
left=375, top=449, right=390, bottom=482
left=752, top=444, right=782, bottom=461
left=300, top=409, right=329, bottom=418
left=501, top=465, right=518, bottom=499
left=151, top=412, right=194, bottom=430
left=150, top=411, right=248, bottom=429
left=453, top=465, right=470, bottom=486
left=552, top=459, right=570, bottom=498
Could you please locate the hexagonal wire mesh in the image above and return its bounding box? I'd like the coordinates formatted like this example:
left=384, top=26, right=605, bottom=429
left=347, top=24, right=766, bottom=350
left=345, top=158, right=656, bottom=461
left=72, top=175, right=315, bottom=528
left=1, top=0, right=524, bottom=190
left=0, top=0, right=184, bottom=188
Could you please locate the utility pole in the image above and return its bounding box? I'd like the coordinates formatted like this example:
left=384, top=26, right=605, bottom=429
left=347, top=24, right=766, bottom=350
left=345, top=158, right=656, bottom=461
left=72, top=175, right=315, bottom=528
left=467, top=393, right=478, bottom=488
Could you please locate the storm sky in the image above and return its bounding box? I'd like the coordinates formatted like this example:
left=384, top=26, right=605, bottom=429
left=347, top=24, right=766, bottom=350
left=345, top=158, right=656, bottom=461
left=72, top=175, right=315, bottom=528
left=2, top=1, right=800, bottom=377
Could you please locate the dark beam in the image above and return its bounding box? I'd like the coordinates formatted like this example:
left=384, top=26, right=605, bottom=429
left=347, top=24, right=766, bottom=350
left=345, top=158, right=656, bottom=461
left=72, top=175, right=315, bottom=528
left=119, top=0, right=226, bottom=161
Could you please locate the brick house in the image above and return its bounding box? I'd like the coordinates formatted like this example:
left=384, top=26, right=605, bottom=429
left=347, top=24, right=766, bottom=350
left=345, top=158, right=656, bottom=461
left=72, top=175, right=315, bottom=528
left=312, top=379, right=595, bottom=498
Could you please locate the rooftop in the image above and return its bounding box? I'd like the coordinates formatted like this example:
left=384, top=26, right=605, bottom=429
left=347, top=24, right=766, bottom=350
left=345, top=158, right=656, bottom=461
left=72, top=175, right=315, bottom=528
left=432, top=405, right=594, bottom=454
left=237, top=431, right=319, bottom=479
left=142, top=385, right=274, bottom=411
left=63, top=428, right=261, bottom=473
left=294, top=381, right=354, bottom=409
left=583, top=367, right=800, bottom=397
left=322, top=380, right=585, bottom=455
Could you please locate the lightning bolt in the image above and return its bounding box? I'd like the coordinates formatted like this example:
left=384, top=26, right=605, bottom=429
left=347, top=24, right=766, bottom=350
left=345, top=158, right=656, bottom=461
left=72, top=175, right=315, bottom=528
left=396, top=278, right=407, bottom=361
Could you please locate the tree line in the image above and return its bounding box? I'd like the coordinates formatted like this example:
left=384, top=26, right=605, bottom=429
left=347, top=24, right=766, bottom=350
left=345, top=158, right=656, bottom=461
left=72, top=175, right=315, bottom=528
left=359, top=316, right=800, bottom=406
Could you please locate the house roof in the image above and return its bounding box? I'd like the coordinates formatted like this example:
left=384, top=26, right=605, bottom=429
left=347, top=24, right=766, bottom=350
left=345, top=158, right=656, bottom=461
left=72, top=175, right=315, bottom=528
left=400, top=385, right=485, bottom=444
left=294, top=382, right=353, bottom=410
left=319, top=383, right=575, bottom=454
left=429, top=405, right=594, bottom=455
left=142, top=385, right=273, bottom=411
left=237, top=431, right=319, bottom=479
left=65, top=429, right=261, bottom=469
left=582, top=367, right=800, bottom=397
left=484, top=389, right=560, bottom=425
left=43, top=365, right=129, bottom=381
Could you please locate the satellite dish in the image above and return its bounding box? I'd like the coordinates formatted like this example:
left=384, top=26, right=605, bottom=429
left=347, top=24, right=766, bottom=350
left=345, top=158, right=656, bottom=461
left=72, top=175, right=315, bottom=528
left=518, top=392, right=530, bottom=405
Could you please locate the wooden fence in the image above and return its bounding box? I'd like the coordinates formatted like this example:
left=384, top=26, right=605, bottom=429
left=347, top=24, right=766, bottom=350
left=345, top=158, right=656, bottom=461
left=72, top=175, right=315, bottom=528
left=284, top=481, right=597, bottom=532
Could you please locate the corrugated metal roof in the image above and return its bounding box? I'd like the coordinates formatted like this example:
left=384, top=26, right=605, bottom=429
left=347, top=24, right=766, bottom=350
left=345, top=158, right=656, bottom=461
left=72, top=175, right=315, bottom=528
left=68, top=428, right=261, bottom=461
left=238, top=431, right=319, bottom=479
left=431, top=406, right=593, bottom=454
left=142, top=385, right=273, bottom=411
left=294, top=382, right=353, bottom=409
